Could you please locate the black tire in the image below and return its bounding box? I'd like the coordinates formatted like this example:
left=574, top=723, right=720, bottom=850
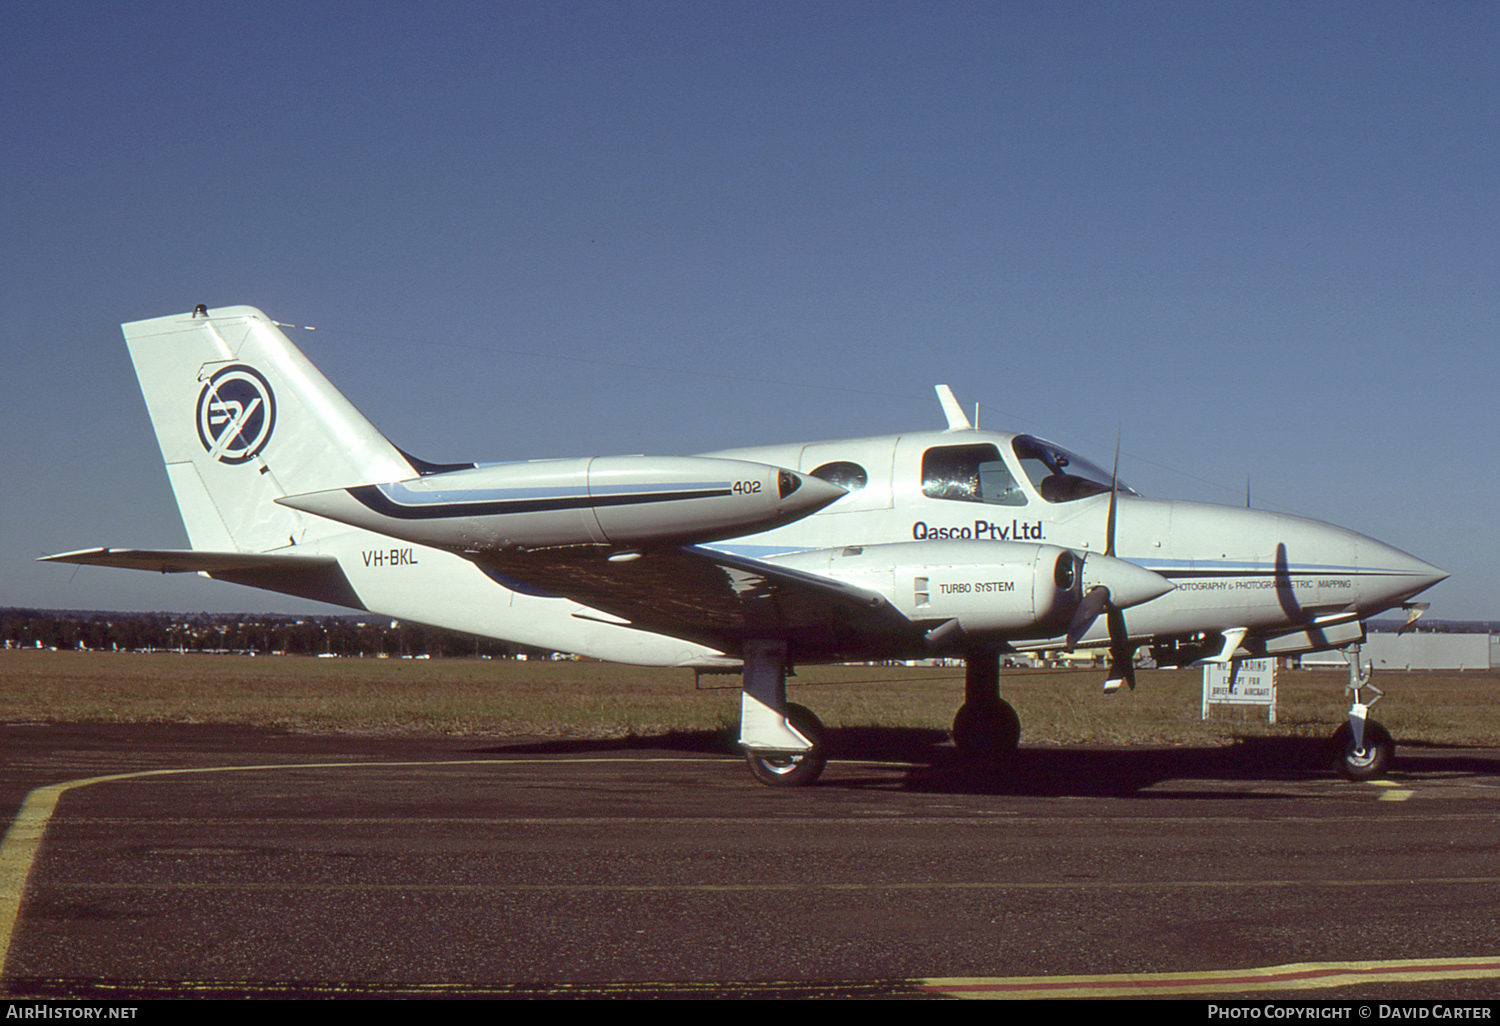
left=951, top=699, right=1021, bottom=758
left=1331, top=720, right=1394, bottom=782
left=744, top=703, right=827, bottom=787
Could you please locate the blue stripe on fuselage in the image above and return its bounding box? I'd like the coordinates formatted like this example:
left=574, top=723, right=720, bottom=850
left=350, top=482, right=734, bottom=520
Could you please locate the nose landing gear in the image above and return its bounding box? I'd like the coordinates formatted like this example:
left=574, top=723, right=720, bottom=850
left=1333, top=646, right=1394, bottom=781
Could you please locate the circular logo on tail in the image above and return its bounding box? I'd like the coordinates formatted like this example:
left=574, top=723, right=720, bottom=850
left=196, top=365, right=276, bottom=464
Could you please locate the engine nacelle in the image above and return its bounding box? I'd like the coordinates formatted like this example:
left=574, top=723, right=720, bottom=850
left=769, top=540, right=1173, bottom=642
left=278, top=455, right=846, bottom=551
left=770, top=541, right=1081, bottom=638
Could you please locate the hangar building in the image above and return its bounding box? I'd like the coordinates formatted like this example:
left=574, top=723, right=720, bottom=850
left=1300, top=632, right=1497, bottom=671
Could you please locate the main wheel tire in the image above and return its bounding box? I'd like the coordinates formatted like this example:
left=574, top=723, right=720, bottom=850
left=744, top=703, right=827, bottom=787
left=1331, top=720, right=1394, bottom=782
left=951, top=699, right=1021, bottom=758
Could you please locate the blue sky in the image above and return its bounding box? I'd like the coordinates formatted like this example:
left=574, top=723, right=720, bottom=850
left=3, top=1, right=1494, bottom=618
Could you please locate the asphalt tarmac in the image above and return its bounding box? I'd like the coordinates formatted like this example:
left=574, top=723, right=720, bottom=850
left=3, top=722, right=1500, bottom=1000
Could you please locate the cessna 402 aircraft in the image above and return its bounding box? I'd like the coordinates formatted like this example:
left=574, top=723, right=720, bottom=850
left=46, top=306, right=1447, bottom=786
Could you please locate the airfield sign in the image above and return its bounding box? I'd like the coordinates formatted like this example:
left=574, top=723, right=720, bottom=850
left=1202, top=659, right=1278, bottom=723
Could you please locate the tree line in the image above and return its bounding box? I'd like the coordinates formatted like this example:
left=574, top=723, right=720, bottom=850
left=0, top=608, right=541, bottom=659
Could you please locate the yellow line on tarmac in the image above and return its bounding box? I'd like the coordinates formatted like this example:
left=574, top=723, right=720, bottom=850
left=0, top=756, right=710, bottom=983
left=49, top=874, right=1500, bottom=895
left=921, top=956, right=1500, bottom=999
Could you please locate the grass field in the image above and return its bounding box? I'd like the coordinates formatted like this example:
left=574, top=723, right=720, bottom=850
left=3, top=650, right=1497, bottom=748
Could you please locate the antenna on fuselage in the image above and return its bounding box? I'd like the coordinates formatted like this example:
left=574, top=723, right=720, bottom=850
left=935, top=385, right=972, bottom=431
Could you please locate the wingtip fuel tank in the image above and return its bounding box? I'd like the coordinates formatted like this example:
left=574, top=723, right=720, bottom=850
left=279, top=455, right=845, bottom=552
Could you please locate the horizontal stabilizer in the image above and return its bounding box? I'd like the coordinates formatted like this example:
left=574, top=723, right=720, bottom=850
left=40, top=547, right=363, bottom=609
left=38, top=547, right=338, bottom=574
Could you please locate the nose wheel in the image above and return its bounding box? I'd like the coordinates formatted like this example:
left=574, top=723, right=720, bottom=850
left=1332, top=645, right=1395, bottom=782
left=1332, top=719, right=1394, bottom=781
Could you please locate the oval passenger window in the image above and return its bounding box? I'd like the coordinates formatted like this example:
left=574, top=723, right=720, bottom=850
left=809, top=461, right=868, bottom=492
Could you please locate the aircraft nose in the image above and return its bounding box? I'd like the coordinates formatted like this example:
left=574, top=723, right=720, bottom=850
left=1357, top=536, right=1449, bottom=601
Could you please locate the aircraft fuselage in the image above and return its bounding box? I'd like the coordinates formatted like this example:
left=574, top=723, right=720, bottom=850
left=702, top=428, right=1445, bottom=660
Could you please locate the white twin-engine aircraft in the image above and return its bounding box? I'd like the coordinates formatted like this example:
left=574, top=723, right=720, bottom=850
left=46, top=306, right=1447, bottom=786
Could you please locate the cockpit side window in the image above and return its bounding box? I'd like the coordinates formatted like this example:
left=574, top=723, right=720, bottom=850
left=921, top=444, right=1027, bottom=507
left=1012, top=434, right=1136, bottom=503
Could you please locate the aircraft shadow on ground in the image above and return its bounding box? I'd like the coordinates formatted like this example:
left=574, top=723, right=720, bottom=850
left=470, top=728, right=1496, bottom=798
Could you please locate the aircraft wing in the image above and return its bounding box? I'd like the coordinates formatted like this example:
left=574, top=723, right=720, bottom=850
left=474, top=545, right=917, bottom=661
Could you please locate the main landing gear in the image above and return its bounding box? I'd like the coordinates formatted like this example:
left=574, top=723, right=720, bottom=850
left=951, top=649, right=1020, bottom=759
left=736, top=641, right=1023, bottom=786
left=1332, top=646, right=1395, bottom=782
left=735, top=643, right=1021, bottom=787
left=744, top=703, right=827, bottom=786
left=737, top=640, right=829, bottom=787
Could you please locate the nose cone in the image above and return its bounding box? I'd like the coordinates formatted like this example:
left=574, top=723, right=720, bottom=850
left=1357, top=536, right=1449, bottom=605
left=1083, top=553, right=1175, bottom=610
left=777, top=470, right=847, bottom=516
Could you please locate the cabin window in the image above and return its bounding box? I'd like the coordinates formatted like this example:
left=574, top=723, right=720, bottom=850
left=810, top=461, right=868, bottom=492
left=921, top=444, right=1027, bottom=506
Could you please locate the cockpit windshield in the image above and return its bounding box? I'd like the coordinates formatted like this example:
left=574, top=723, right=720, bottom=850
left=1012, top=435, right=1137, bottom=503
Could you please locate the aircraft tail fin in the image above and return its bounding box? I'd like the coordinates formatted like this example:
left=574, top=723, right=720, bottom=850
left=123, top=305, right=415, bottom=555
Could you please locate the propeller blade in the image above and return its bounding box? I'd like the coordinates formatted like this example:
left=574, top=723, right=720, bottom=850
left=1065, top=585, right=1110, bottom=650
left=1105, top=434, right=1120, bottom=558
left=1098, top=432, right=1140, bottom=692
left=1102, top=659, right=1136, bottom=693
left=1104, top=605, right=1137, bottom=691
